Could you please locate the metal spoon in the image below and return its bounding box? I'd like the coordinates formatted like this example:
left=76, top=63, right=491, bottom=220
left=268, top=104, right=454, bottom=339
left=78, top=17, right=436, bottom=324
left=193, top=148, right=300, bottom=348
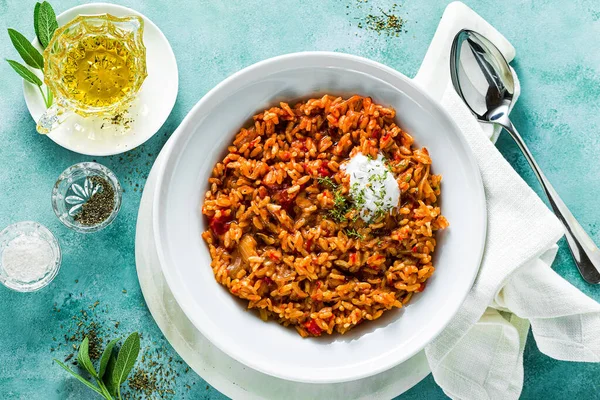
left=450, top=29, right=600, bottom=284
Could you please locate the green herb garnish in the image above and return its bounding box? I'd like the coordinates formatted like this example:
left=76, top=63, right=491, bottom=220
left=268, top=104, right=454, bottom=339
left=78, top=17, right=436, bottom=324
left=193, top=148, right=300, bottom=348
left=317, top=176, right=336, bottom=189
left=54, top=331, right=141, bottom=400
left=348, top=158, right=395, bottom=223
left=345, top=228, right=364, bottom=240
left=329, top=189, right=351, bottom=222
left=318, top=177, right=350, bottom=222
left=5, top=2, right=58, bottom=108
left=351, top=182, right=366, bottom=208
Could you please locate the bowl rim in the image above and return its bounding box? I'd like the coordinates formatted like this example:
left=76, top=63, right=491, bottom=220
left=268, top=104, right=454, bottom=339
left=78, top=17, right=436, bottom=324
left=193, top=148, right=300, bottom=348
left=152, top=51, right=487, bottom=383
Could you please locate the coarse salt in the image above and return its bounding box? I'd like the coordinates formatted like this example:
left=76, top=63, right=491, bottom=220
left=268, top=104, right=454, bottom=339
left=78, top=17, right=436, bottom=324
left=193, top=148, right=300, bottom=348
left=1, top=235, right=55, bottom=283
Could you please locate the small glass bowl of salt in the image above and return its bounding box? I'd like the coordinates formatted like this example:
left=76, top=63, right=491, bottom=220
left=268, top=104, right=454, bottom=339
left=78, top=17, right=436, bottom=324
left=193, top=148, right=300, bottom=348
left=0, top=221, right=61, bottom=292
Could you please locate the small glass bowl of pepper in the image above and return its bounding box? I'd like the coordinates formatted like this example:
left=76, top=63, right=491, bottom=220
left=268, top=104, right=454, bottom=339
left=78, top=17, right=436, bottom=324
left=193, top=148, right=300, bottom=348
left=52, top=162, right=122, bottom=233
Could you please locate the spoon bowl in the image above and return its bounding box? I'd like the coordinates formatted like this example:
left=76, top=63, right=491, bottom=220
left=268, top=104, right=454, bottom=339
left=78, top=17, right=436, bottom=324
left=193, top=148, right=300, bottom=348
left=450, top=30, right=514, bottom=122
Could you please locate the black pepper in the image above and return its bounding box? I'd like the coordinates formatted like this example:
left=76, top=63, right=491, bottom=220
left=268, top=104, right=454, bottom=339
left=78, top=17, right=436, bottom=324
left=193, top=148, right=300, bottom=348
left=74, top=176, right=115, bottom=226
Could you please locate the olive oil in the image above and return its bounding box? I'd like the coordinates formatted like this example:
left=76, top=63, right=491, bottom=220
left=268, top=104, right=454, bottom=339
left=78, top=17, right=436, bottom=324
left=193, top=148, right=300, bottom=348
left=38, top=14, right=147, bottom=134
left=61, top=36, right=135, bottom=108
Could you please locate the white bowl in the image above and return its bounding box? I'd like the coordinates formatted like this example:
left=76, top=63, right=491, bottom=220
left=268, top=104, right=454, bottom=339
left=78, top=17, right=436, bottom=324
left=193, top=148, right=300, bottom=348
left=153, top=52, right=486, bottom=383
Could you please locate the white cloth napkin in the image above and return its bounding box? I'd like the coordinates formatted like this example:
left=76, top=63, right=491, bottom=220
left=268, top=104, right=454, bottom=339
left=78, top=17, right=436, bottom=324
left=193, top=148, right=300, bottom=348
left=419, top=4, right=600, bottom=399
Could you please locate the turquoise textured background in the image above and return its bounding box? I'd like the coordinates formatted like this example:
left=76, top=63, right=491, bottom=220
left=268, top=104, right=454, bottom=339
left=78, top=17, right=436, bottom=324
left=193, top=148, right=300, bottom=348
left=1, top=0, right=599, bottom=398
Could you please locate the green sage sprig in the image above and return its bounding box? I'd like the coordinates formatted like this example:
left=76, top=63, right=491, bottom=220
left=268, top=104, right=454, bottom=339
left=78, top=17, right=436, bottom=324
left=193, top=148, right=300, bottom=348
left=34, top=1, right=59, bottom=48
left=54, top=332, right=141, bottom=400
left=5, top=1, right=58, bottom=108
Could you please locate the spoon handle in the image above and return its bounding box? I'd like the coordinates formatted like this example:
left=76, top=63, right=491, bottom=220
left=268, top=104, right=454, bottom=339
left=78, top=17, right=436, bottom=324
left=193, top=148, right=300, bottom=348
left=500, top=119, right=600, bottom=284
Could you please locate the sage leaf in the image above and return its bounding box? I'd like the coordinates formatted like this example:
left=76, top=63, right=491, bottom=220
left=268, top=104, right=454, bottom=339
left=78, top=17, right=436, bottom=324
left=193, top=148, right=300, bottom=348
left=112, top=332, right=140, bottom=388
left=54, top=359, right=103, bottom=396
left=35, top=2, right=58, bottom=48
left=7, top=28, right=44, bottom=70
left=98, top=337, right=119, bottom=379
left=102, top=352, right=118, bottom=396
left=33, top=3, right=41, bottom=43
left=77, top=336, right=98, bottom=378
left=5, top=59, right=42, bottom=86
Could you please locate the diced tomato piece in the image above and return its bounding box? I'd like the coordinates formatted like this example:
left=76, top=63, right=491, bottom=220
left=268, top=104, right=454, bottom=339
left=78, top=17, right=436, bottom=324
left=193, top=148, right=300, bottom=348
left=349, top=252, right=358, bottom=263
left=305, top=238, right=313, bottom=250
left=292, top=139, right=308, bottom=152
left=257, top=186, right=268, bottom=199
left=209, top=215, right=232, bottom=235
left=411, top=246, right=418, bottom=253
left=304, top=319, right=322, bottom=336
left=416, top=281, right=427, bottom=292
left=318, top=161, right=332, bottom=177
left=277, top=190, right=294, bottom=213
left=262, top=277, right=274, bottom=285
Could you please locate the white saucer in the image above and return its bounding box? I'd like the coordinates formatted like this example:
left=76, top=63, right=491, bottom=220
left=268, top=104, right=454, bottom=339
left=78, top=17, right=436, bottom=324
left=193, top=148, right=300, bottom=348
left=23, top=3, right=178, bottom=156
left=135, top=137, right=431, bottom=399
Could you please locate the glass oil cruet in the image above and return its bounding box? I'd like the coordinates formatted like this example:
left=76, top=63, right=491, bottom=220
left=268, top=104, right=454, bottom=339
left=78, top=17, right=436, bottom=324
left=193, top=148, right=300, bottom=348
left=37, top=14, right=147, bottom=134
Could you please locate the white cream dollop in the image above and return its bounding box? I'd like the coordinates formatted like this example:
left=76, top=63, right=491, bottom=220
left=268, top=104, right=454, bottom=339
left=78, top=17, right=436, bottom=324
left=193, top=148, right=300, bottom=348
left=341, top=152, right=400, bottom=222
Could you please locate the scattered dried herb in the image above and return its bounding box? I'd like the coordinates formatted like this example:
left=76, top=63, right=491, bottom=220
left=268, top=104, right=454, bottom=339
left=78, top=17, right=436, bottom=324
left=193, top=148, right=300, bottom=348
left=84, top=324, right=104, bottom=360
left=114, top=144, right=152, bottom=192
left=53, top=301, right=189, bottom=399
left=54, top=332, right=140, bottom=400
left=364, top=7, right=405, bottom=36
left=126, top=345, right=182, bottom=399
left=101, top=111, right=133, bottom=131
left=349, top=1, right=407, bottom=37
left=74, top=176, right=115, bottom=226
